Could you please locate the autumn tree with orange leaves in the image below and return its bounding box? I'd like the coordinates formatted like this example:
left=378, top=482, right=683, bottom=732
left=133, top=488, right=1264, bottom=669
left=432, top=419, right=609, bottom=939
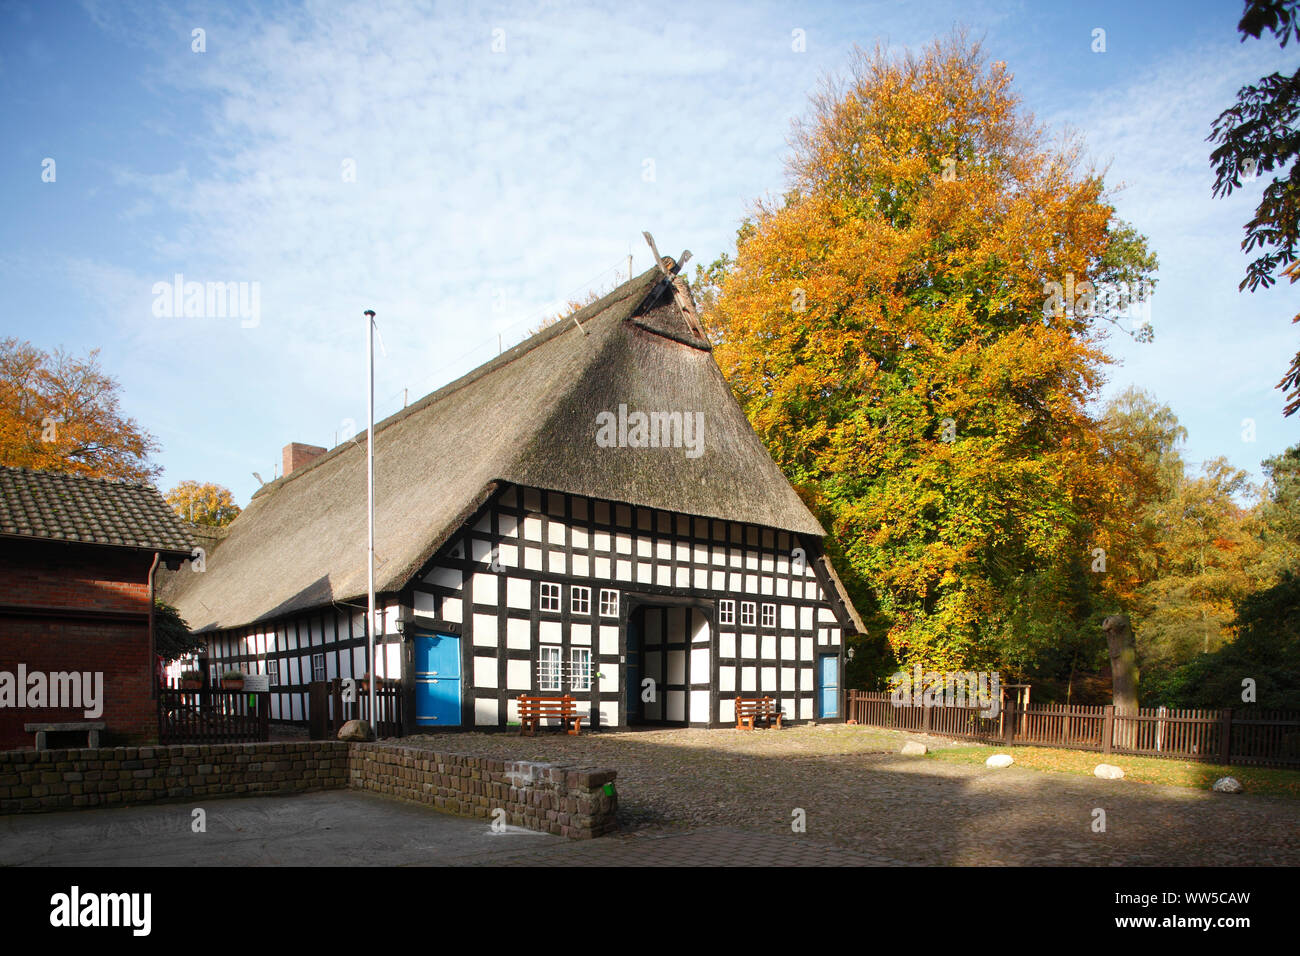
left=0, top=338, right=160, bottom=481
left=701, top=35, right=1159, bottom=676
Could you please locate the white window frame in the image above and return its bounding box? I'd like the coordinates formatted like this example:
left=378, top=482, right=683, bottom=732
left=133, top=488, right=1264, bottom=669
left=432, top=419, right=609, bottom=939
left=538, top=646, right=562, bottom=692
left=267, top=660, right=279, bottom=685
left=571, top=585, right=591, bottom=615
left=540, top=582, right=561, bottom=613
left=740, top=602, right=756, bottom=627
left=599, top=588, right=619, bottom=618
left=312, top=653, right=326, bottom=682
left=570, top=648, right=592, bottom=692
left=761, top=603, right=776, bottom=628
left=719, top=600, right=735, bottom=626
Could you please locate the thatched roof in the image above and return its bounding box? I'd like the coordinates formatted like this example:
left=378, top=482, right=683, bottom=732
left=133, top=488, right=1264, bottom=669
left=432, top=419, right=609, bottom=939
left=163, top=262, right=835, bottom=632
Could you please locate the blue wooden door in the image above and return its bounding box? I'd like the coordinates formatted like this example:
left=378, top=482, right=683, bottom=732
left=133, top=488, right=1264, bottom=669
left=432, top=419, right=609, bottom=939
left=415, top=632, right=461, bottom=726
left=818, top=655, right=840, bottom=719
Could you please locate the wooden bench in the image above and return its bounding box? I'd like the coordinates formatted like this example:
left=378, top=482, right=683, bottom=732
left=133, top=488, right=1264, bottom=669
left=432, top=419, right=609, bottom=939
left=735, top=697, right=782, bottom=730
left=24, top=721, right=106, bottom=751
left=517, top=695, right=582, bottom=736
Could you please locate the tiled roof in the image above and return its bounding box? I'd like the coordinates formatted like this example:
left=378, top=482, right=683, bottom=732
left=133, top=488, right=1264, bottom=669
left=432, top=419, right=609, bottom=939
left=0, top=466, right=194, bottom=554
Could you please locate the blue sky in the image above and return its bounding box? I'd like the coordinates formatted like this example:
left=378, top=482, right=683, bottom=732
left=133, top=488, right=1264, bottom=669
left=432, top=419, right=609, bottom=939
left=2, top=0, right=1297, bottom=505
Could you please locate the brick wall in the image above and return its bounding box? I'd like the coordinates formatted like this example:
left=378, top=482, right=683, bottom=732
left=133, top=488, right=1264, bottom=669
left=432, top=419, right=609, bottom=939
left=0, top=539, right=157, bottom=750
left=0, top=741, right=618, bottom=840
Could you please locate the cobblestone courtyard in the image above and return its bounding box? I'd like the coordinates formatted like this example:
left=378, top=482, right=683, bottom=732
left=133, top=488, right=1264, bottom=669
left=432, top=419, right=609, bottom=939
left=403, top=724, right=1300, bottom=866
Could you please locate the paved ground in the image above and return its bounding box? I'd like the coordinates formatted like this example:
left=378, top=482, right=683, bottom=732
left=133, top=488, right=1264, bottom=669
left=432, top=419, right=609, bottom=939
left=4, top=725, right=1297, bottom=866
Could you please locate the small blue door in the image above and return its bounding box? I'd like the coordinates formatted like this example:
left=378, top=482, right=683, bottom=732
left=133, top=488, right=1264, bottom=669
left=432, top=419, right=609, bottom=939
left=818, top=655, right=840, bottom=719
left=415, top=632, right=461, bottom=726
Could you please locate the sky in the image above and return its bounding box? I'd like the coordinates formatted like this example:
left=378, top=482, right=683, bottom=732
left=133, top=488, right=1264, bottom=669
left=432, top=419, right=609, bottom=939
left=2, top=0, right=1297, bottom=506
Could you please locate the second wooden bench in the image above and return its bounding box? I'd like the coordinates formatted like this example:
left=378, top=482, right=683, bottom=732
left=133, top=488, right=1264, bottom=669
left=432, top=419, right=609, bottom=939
left=735, top=697, right=782, bottom=730
left=517, top=694, right=583, bottom=736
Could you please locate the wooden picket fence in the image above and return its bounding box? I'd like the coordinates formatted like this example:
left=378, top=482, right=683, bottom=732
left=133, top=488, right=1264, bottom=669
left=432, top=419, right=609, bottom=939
left=308, top=678, right=403, bottom=740
left=845, top=691, right=1300, bottom=768
left=158, top=684, right=270, bottom=744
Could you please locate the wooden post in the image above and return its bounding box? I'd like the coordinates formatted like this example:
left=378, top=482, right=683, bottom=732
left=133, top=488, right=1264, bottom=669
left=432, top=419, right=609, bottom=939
left=1003, top=703, right=1015, bottom=745
left=258, top=692, right=270, bottom=742
left=1102, top=705, right=1114, bottom=754
left=922, top=701, right=931, bottom=733
left=1219, top=708, right=1232, bottom=764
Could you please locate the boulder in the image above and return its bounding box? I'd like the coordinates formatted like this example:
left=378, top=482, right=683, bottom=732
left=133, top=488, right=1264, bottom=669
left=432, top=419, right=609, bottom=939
left=1212, top=776, right=1243, bottom=793
left=1094, top=763, right=1125, bottom=779
left=901, top=742, right=928, bottom=756
left=985, top=754, right=1014, bottom=768
left=338, top=719, right=373, bottom=741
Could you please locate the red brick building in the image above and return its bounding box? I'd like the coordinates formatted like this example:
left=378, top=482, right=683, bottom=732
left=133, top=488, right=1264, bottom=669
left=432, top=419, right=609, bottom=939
left=0, top=468, right=193, bottom=750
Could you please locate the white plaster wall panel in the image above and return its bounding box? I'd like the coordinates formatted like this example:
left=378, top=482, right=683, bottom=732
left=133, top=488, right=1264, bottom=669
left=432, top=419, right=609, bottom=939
left=425, top=567, right=462, bottom=590
left=743, top=573, right=756, bottom=592
left=829, top=628, right=841, bottom=645
left=791, top=580, right=803, bottom=599
left=800, top=606, right=814, bottom=631
left=383, top=642, right=401, bottom=680
left=637, top=537, right=652, bottom=558
left=442, top=597, right=462, bottom=623
left=666, top=690, right=686, bottom=721
left=595, top=556, right=611, bottom=578
left=693, top=544, right=709, bottom=565
left=745, top=550, right=758, bottom=570
left=506, top=617, right=531, bottom=649
left=599, top=669, right=618, bottom=693
left=572, top=553, right=590, bottom=577
left=656, top=539, right=672, bottom=561
left=499, top=513, right=518, bottom=537
left=598, top=701, right=618, bottom=728
left=599, top=625, right=619, bottom=654
left=471, top=538, right=493, bottom=563
left=740, top=633, right=757, bottom=658
left=761, top=553, right=774, bottom=572
left=711, top=547, right=725, bottom=566
left=693, top=610, right=709, bottom=643
left=524, top=547, right=542, bottom=571
left=818, top=607, right=837, bottom=623
left=475, top=698, right=499, bottom=726
left=675, top=541, right=690, bottom=562
left=801, top=668, right=814, bottom=690
left=694, top=568, right=708, bottom=590
left=781, top=635, right=796, bottom=660
left=548, top=551, right=566, bottom=574
left=782, top=667, right=797, bottom=691
left=667, top=650, right=686, bottom=685
left=472, top=614, right=498, bottom=647
left=523, top=515, right=542, bottom=541
left=572, top=527, right=588, bottom=549
left=719, top=632, right=736, bottom=657
left=800, top=698, right=813, bottom=720
left=761, top=667, right=777, bottom=691
left=548, top=520, right=566, bottom=546
left=781, top=605, right=796, bottom=629
left=473, top=512, right=491, bottom=533
left=539, top=621, right=562, bottom=644
left=712, top=570, right=726, bottom=590
left=471, top=573, right=498, bottom=605
left=741, top=666, right=757, bottom=692
left=691, top=648, right=711, bottom=684
left=729, top=572, right=742, bottom=591
left=719, top=665, right=736, bottom=692
left=594, top=530, right=611, bottom=551
left=310, top=619, right=322, bottom=644
left=637, top=563, right=653, bottom=584
left=506, top=577, right=531, bottom=609
left=571, top=624, right=592, bottom=646
left=657, top=565, right=671, bottom=586
left=474, top=657, right=498, bottom=688
left=690, top=689, right=710, bottom=722
left=497, top=543, right=518, bottom=568
left=675, top=566, right=690, bottom=588
left=801, top=636, right=814, bottom=660
left=507, top=660, right=531, bottom=690
left=761, top=577, right=774, bottom=595
left=776, top=578, right=789, bottom=598
left=761, top=635, right=776, bottom=659
left=616, top=532, right=632, bottom=555
left=729, top=548, right=742, bottom=567
left=617, top=559, right=633, bottom=581
left=719, top=698, right=736, bottom=724
left=819, top=628, right=829, bottom=646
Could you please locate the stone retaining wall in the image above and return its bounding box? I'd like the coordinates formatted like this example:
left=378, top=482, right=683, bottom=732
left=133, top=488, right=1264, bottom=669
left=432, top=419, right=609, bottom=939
left=0, top=741, right=617, bottom=839
left=349, top=743, right=618, bottom=839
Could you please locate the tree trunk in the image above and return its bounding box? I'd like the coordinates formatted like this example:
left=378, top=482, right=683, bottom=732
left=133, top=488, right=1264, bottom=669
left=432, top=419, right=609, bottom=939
left=1102, top=614, right=1140, bottom=750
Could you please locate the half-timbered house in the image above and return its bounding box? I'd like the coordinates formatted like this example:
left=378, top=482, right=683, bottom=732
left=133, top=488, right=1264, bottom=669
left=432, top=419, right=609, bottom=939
left=161, top=256, right=864, bottom=732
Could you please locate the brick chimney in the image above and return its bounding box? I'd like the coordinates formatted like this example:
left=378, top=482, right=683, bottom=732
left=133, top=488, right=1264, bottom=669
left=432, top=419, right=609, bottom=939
left=282, top=442, right=326, bottom=477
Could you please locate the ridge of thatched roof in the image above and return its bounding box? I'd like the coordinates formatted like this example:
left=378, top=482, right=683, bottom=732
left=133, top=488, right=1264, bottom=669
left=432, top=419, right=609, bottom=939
left=163, top=260, right=836, bottom=632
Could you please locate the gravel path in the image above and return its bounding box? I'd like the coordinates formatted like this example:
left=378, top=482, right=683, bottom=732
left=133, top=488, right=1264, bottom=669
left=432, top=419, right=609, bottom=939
left=398, top=725, right=1300, bottom=866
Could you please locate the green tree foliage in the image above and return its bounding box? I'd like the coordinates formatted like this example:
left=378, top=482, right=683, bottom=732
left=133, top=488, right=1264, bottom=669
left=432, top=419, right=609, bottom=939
left=155, top=600, right=204, bottom=663
left=1208, top=0, right=1300, bottom=414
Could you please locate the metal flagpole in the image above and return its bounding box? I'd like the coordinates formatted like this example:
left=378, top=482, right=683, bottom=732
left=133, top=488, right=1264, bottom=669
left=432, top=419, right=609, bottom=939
left=364, top=309, right=377, bottom=728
